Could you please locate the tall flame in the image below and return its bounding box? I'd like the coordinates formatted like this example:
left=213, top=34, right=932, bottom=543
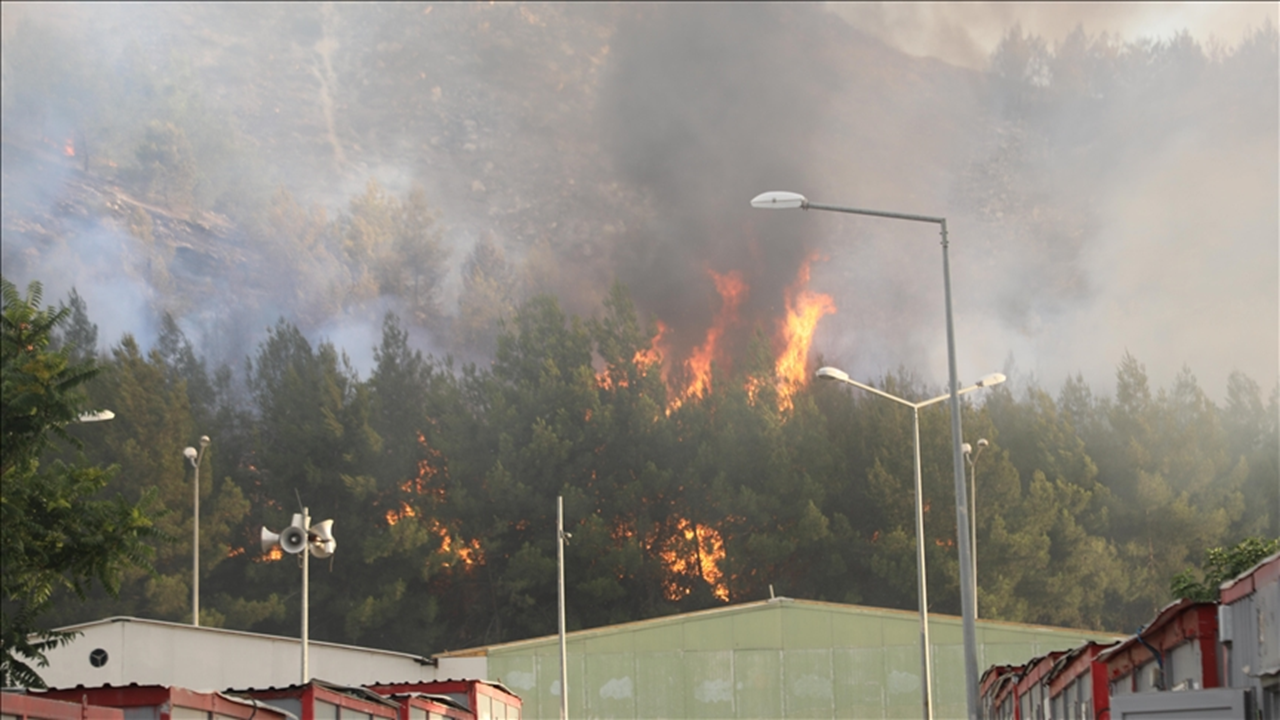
left=670, top=270, right=746, bottom=409
left=600, top=320, right=669, bottom=391
left=634, top=321, right=666, bottom=371
left=774, top=256, right=835, bottom=410
left=618, top=260, right=832, bottom=413
left=656, top=518, right=729, bottom=601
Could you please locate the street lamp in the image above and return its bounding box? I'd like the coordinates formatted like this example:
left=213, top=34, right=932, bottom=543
left=816, top=367, right=1005, bottom=720
left=754, top=189, right=983, bottom=718
left=962, top=438, right=989, bottom=618
left=557, top=496, right=571, bottom=720
left=182, top=435, right=210, bottom=627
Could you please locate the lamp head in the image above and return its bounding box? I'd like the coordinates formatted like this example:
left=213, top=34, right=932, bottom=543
left=199, top=435, right=210, bottom=448
left=977, top=438, right=989, bottom=449
left=975, top=372, right=1007, bottom=388
left=183, top=446, right=198, bottom=461
left=815, top=366, right=850, bottom=383
left=962, top=442, right=972, bottom=455
left=750, top=191, right=807, bottom=210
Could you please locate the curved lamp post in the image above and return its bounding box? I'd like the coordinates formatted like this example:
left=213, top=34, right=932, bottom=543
left=816, top=367, right=1004, bottom=720
left=754, top=190, right=982, bottom=718
left=182, top=435, right=210, bottom=626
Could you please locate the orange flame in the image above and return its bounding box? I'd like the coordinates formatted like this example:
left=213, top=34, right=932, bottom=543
left=254, top=546, right=284, bottom=563
left=597, top=321, right=668, bottom=391
left=774, top=256, right=835, bottom=410
left=656, top=518, right=729, bottom=601
left=385, top=502, right=417, bottom=526
left=429, top=518, right=483, bottom=568
left=63, top=138, right=75, bottom=157
left=669, top=270, right=746, bottom=410
left=611, top=518, right=637, bottom=543
left=400, top=432, right=447, bottom=500
left=632, top=258, right=831, bottom=412
left=635, top=320, right=667, bottom=371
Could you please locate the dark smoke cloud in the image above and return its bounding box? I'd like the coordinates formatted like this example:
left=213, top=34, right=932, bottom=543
left=1, top=2, right=1274, bottom=401
left=600, top=4, right=847, bottom=363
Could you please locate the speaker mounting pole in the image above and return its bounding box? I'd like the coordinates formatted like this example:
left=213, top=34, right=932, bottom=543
left=259, top=506, right=335, bottom=687
left=301, top=506, right=310, bottom=684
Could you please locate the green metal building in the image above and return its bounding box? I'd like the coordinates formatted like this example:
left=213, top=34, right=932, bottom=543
left=437, top=597, right=1120, bottom=719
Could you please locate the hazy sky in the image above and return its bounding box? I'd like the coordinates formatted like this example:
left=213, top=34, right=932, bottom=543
left=802, top=2, right=1280, bottom=400
left=828, top=2, right=1280, bottom=69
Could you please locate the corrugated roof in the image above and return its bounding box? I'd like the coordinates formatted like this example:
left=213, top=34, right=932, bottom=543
left=1219, top=550, right=1280, bottom=604
left=1096, top=599, right=1217, bottom=666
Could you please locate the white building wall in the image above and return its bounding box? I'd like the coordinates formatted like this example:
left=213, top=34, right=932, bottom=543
left=36, top=618, right=487, bottom=692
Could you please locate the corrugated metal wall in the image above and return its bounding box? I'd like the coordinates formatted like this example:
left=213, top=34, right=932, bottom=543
left=1224, top=573, right=1280, bottom=706
left=481, top=599, right=1118, bottom=719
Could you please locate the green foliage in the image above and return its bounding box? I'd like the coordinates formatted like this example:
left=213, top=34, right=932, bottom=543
left=52, top=289, right=99, bottom=365
left=1, top=278, right=158, bottom=687
left=1171, top=536, right=1280, bottom=603
left=31, top=280, right=1280, bottom=654
left=339, top=180, right=450, bottom=327
left=6, top=9, right=1275, bottom=658
left=456, top=233, right=517, bottom=356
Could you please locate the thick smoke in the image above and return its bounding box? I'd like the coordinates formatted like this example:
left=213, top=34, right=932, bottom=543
left=1, top=3, right=1275, bottom=400
left=599, top=4, right=844, bottom=365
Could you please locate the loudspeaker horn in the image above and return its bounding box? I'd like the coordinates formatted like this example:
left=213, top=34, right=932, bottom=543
left=279, top=524, right=308, bottom=554
left=261, top=527, right=282, bottom=554
left=309, top=519, right=336, bottom=559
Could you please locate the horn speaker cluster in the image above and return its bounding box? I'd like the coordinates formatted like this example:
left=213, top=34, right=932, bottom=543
left=262, top=512, right=336, bottom=557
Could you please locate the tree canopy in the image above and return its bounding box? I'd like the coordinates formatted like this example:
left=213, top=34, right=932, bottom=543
left=26, top=281, right=1278, bottom=661
left=1, top=278, right=158, bottom=687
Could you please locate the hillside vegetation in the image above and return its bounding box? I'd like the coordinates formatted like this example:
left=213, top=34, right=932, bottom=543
left=1, top=3, right=1275, bottom=654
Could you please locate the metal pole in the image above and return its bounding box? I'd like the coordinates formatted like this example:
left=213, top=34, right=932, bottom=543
left=193, top=453, right=199, bottom=627
left=557, top=496, right=569, bottom=720
left=912, top=407, right=935, bottom=720
left=970, top=456, right=979, bottom=619
left=798, top=201, right=980, bottom=717
left=940, top=220, right=981, bottom=720
left=302, top=506, right=310, bottom=684
left=191, top=435, right=208, bottom=627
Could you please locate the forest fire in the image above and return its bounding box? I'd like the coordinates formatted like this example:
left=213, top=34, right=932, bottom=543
left=677, top=270, right=746, bottom=406
left=656, top=518, right=728, bottom=601
left=774, top=255, right=836, bottom=410
left=430, top=518, right=483, bottom=569
left=254, top=546, right=284, bottom=563
left=385, top=502, right=417, bottom=526
left=633, top=260, right=833, bottom=413
left=633, top=322, right=665, bottom=371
